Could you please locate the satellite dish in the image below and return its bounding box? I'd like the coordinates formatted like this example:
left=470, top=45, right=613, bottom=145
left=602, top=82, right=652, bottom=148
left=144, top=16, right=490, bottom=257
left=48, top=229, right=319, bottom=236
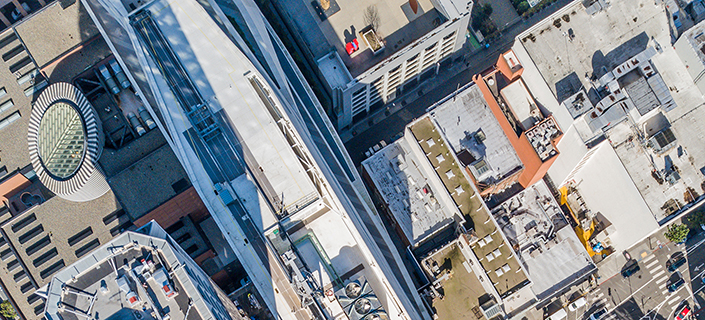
left=487, top=78, right=495, bottom=86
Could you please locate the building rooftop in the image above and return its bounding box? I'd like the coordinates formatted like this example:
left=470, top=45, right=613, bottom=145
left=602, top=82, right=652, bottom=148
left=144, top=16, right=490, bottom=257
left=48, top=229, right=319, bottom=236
left=14, top=1, right=99, bottom=68
left=107, top=143, right=190, bottom=221
left=561, top=142, right=658, bottom=252
left=518, top=0, right=705, bottom=223
left=28, top=82, right=109, bottom=202
left=140, top=0, right=318, bottom=217
left=676, top=20, right=705, bottom=94
left=421, top=238, right=499, bottom=320
left=500, top=80, right=539, bottom=130
left=491, top=181, right=595, bottom=300
left=429, top=84, right=523, bottom=189
left=43, top=224, right=233, bottom=320
left=277, top=0, right=443, bottom=77
left=409, top=118, right=530, bottom=298
left=98, top=0, right=426, bottom=316
left=362, top=134, right=458, bottom=247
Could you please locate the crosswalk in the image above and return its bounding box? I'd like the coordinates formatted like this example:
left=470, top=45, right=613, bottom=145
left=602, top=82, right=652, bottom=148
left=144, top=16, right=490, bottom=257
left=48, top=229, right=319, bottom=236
left=588, top=253, right=692, bottom=319
left=640, top=254, right=689, bottom=305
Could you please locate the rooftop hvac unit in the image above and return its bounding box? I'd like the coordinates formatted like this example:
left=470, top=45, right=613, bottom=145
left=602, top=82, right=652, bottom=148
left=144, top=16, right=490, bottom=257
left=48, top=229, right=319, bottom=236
left=335, top=277, right=386, bottom=320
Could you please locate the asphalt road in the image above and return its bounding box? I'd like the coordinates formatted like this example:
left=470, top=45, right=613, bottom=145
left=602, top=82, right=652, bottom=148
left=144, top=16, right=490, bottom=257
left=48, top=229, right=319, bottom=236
left=343, top=0, right=576, bottom=166
left=581, top=231, right=705, bottom=320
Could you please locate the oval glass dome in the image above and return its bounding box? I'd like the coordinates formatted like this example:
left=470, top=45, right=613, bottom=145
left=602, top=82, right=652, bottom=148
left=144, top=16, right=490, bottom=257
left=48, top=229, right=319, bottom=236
left=38, top=101, right=86, bottom=179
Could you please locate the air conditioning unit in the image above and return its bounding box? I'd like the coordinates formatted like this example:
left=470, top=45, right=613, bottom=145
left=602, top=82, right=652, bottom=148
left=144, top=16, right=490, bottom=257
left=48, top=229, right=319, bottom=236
left=335, top=276, right=386, bottom=320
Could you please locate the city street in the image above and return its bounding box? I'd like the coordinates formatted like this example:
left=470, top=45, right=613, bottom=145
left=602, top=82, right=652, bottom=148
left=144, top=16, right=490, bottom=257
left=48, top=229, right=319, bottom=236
left=578, top=229, right=705, bottom=320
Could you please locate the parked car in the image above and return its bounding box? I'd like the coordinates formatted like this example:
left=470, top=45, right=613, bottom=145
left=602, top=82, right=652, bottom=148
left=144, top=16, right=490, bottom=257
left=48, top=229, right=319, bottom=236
left=568, top=296, right=587, bottom=311
left=675, top=304, right=691, bottom=320
left=668, top=272, right=685, bottom=292
left=247, top=292, right=261, bottom=309
left=547, top=308, right=567, bottom=320
left=589, top=307, right=608, bottom=320
left=621, top=260, right=640, bottom=277
left=667, top=252, right=687, bottom=272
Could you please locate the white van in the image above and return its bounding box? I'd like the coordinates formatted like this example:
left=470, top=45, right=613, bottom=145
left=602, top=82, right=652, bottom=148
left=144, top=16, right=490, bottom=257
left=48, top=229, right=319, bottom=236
left=547, top=308, right=568, bottom=320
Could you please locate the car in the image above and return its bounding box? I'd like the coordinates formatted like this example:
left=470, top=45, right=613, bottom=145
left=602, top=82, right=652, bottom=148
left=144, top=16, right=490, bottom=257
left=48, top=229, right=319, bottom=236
left=547, top=308, right=567, bottom=320
left=568, top=296, right=587, bottom=311
left=247, top=292, right=261, bottom=309
left=621, top=260, right=640, bottom=277
left=668, top=272, right=685, bottom=292
left=589, top=307, right=608, bottom=320
left=667, top=252, right=687, bottom=272
left=675, top=304, right=691, bottom=320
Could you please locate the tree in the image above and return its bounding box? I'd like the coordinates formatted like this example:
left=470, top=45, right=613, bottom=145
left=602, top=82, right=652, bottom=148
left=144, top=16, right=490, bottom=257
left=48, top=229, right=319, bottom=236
left=688, top=208, right=705, bottom=229
left=517, top=1, right=530, bottom=14
left=364, top=5, right=380, bottom=31
left=664, top=223, right=689, bottom=244
left=0, top=301, right=17, bottom=319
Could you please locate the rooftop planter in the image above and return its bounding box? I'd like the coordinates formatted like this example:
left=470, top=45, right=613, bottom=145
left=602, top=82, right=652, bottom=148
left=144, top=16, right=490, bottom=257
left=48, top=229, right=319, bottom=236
left=361, top=27, right=384, bottom=55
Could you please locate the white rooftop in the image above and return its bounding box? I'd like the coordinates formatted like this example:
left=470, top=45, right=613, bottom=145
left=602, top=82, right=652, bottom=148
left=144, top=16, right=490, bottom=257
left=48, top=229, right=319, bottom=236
left=491, top=181, right=594, bottom=300
left=561, top=142, right=658, bottom=252
left=362, top=134, right=457, bottom=246
left=429, top=84, right=523, bottom=185
left=146, top=0, right=318, bottom=214
left=500, top=79, right=538, bottom=130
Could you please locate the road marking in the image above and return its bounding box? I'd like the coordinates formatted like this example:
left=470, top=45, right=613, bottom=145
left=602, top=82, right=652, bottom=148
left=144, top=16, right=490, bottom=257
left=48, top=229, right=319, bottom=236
left=659, top=283, right=666, bottom=289
left=646, top=259, right=660, bottom=269
left=668, top=295, right=682, bottom=305
left=662, top=289, right=670, bottom=295
left=596, top=292, right=604, bottom=299
left=652, top=269, right=666, bottom=279
left=642, top=254, right=656, bottom=263
left=686, top=236, right=705, bottom=254
left=656, top=276, right=668, bottom=284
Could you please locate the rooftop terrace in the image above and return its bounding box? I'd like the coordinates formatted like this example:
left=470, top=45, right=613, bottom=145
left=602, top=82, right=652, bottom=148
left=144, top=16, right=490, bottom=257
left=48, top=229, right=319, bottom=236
left=277, top=0, right=443, bottom=77
left=409, top=118, right=529, bottom=298
left=422, top=241, right=494, bottom=320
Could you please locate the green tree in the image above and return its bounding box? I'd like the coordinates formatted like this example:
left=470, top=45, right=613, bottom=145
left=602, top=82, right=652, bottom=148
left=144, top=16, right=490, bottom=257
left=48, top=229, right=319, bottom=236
left=664, top=223, right=689, bottom=243
left=0, top=300, right=17, bottom=319
left=517, top=1, right=530, bottom=14
left=688, top=209, right=705, bottom=229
